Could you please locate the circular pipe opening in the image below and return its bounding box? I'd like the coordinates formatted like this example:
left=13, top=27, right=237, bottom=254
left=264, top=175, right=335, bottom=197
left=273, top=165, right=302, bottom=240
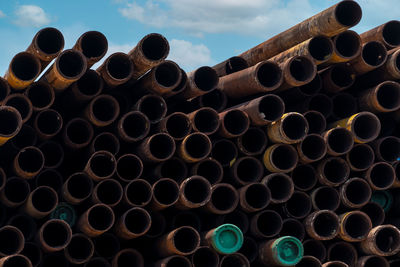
left=106, top=53, right=132, bottom=80
left=282, top=113, right=308, bottom=141
left=378, top=137, right=400, bottom=162
left=89, top=152, right=116, bottom=179
left=155, top=61, right=180, bottom=87
left=313, top=212, right=339, bottom=238
left=11, top=52, right=40, bottom=81
left=4, top=95, right=32, bottom=123
left=4, top=178, right=30, bottom=205
left=369, top=163, right=395, bottom=190
left=321, top=158, right=349, bottom=185
left=330, top=64, right=354, bottom=88
left=335, top=0, right=362, bottom=27
left=382, top=20, right=400, bottom=47
left=259, top=95, right=285, bottom=122
left=309, top=36, right=333, bottom=61
left=234, top=157, right=263, bottom=184
left=211, top=184, right=238, bottom=213
left=67, top=173, right=93, bottom=201
left=270, top=145, right=298, bottom=172
left=286, top=191, right=312, bottom=219
left=58, top=50, right=86, bottom=78
left=42, top=221, right=71, bottom=248
left=36, top=109, right=62, bottom=136
left=244, top=183, right=270, bottom=210
left=212, top=139, right=237, bottom=167
left=0, top=106, right=22, bottom=137
left=159, top=158, right=187, bottom=182
left=117, top=154, right=143, bottom=182
left=377, top=82, right=400, bottom=111
left=125, top=180, right=152, bottom=206
left=344, top=178, right=372, bottom=206
left=27, top=82, right=54, bottom=110
left=87, top=205, right=114, bottom=231
left=352, top=112, right=380, bottom=142
left=91, top=95, right=119, bottom=124
left=223, top=110, right=249, bottom=136
left=149, top=134, right=175, bottom=160
left=65, top=118, right=93, bottom=146
left=326, top=128, right=354, bottom=155
left=334, top=31, right=361, bottom=58
left=280, top=219, right=305, bottom=241
left=292, top=165, right=317, bottom=191
left=80, top=31, right=108, bottom=59
left=194, top=67, right=218, bottom=92
left=313, top=186, right=340, bottom=211
left=95, top=180, right=122, bottom=206
left=173, top=227, right=200, bottom=254
left=300, top=134, right=326, bottom=161
left=363, top=41, right=387, bottom=66
left=183, top=177, right=211, bottom=205
left=343, top=212, right=371, bottom=240
left=193, top=108, right=220, bottom=134
left=255, top=210, right=282, bottom=237
left=193, top=159, right=222, bottom=185
left=124, top=208, right=151, bottom=235
left=289, top=56, right=315, bottom=82
left=165, top=113, right=191, bottom=139
left=92, top=132, right=119, bottom=155
left=238, top=127, right=267, bottom=155
left=153, top=179, right=179, bottom=206
left=17, top=147, right=44, bottom=174
left=184, top=133, right=211, bottom=160
left=36, top=28, right=64, bottom=54
left=141, top=33, right=169, bottom=61
left=121, top=111, right=149, bottom=141
left=257, top=62, right=282, bottom=88
left=31, top=186, right=57, bottom=213
left=375, top=227, right=400, bottom=254
left=225, top=56, right=248, bottom=75
left=137, top=95, right=167, bottom=123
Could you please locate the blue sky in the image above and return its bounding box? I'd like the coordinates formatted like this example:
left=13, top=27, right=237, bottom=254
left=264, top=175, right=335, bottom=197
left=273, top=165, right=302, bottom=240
left=0, top=0, right=398, bottom=73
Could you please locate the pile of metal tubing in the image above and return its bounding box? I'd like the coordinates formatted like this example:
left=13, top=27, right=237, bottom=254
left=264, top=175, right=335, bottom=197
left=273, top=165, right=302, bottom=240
left=1, top=1, right=400, bottom=267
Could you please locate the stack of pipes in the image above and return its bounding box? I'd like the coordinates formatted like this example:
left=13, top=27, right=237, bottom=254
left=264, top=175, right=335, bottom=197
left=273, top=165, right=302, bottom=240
left=0, top=1, right=399, bottom=266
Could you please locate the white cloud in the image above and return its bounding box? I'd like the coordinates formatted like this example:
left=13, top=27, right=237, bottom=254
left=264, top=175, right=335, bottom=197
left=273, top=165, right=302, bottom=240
left=0, top=10, right=5, bottom=18
left=168, top=39, right=212, bottom=71
left=14, top=5, right=51, bottom=27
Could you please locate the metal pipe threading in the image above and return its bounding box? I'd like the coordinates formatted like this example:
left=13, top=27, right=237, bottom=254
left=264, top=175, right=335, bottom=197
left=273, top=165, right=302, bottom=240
left=0, top=106, right=22, bottom=146
left=69, top=69, right=103, bottom=104
left=218, top=61, right=283, bottom=98
left=97, top=52, right=133, bottom=87
left=365, top=162, right=396, bottom=190
left=304, top=110, right=326, bottom=134
left=85, top=94, right=120, bottom=127
left=263, top=144, right=298, bottom=173
left=33, top=109, right=63, bottom=140
left=322, top=63, right=355, bottom=93
left=307, top=94, right=333, bottom=118
left=0, top=254, right=32, bottom=267
left=373, top=136, right=400, bottom=163
left=297, top=134, right=327, bottom=163
left=63, top=118, right=94, bottom=150
left=13, top=146, right=44, bottom=179
left=291, top=164, right=317, bottom=191
left=7, top=213, right=37, bottom=241
left=218, top=109, right=250, bottom=138
left=296, top=256, right=322, bottom=267
left=338, top=211, right=372, bottom=242
left=25, top=81, right=55, bottom=112
left=360, top=20, right=400, bottom=49
left=62, top=172, right=93, bottom=205
left=267, top=112, right=309, bottom=144
left=340, top=177, right=372, bottom=209
left=90, top=132, right=120, bottom=155
left=311, top=186, right=340, bottom=211
left=280, top=218, right=306, bottom=242
left=323, top=127, right=354, bottom=156
left=317, top=157, right=350, bottom=187
left=21, top=242, right=42, bottom=267
left=156, top=226, right=200, bottom=257
left=116, top=154, right=143, bottom=182
left=124, top=179, right=152, bottom=208
left=64, top=233, right=95, bottom=265
left=183, top=66, right=219, bottom=99
left=192, top=246, right=219, bottom=267
left=128, top=33, right=170, bottom=80
left=305, top=210, right=340, bottom=241
left=236, top=127, right=268, bottom=156
left=219, top=253, right=249, bottom=267
left=5, top=52, right=41, bottom=90
left=151, top=178, right=180, bottom=210
left=205, top=183, right=239, bottom=215
left=84, top=150, right=116, bottom=181
left=135, top=94, right=167, bottom=124
left=359, top=81, right=400, bottom=113
left=3, top=94, right=33, bottom=124
left=78, top=204, right=115, bottom=237
left=177, top=176, right=212, bottom=209
left=93, top=233, right=120, bottom=259
left=39, top=141, right=64, bottom=169
left=331, top=93, right=357, bottom=120
left=117, top=111, right=150, bottom=143
left=92, top=179, right=123, bottom=207
left=283, top=191, right=312, bottom=219
left=350, top=41, right=388, bottom=74
left=138, top=133, right=176, bottom=162
left=361, top=225, right=400, bottom=256
left=179, top=132, right=211, bottom=163
left=115, top=207, right=151, bottom=239
left=44, top=49, right=87, bottom=91
left=24, top=185, right=58, bottom=218
left=239, top=183, right=271, bottom=213
left=303, top=239, right=327, bottom=262
left=154, top=255, right=191, bottom=267
left=158, top=112, right=192, bottom=141
left=361, top=202, right=385, bottom=227
left=188, top=107, right=220, bottom=135
left=230, top=156, right=264, bottom=186
left=357, top=256, right=389, bottom=267
left=37, top=219, right=72, bottom=252
left=212, top=56, right=248, bottom=77
left=250, top=210, right=282, bottom=239
left=0, top=177, right=30, bottom=208
left=262, top=173, right=294, bottom=204
left=211, top=139, right=238, bottom=167
left=191, top=158, right=223, bottom=185
left=73, top=31, right=108, bottom=68
left=327, top=242, right=358, bottom=267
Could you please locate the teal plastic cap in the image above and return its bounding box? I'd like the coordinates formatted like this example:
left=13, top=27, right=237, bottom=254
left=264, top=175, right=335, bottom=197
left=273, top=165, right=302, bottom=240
left=50, top=202, right=77, bottom=227
left=272, top=236, right=303, bottom=266
left=210, top=224, right=243, bottom=254
left=371, top=191, right=393, bottom=212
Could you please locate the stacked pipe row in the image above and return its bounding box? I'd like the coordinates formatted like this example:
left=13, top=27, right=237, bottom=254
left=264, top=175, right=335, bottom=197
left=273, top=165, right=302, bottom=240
left=0, top=0, right=399, bottom=266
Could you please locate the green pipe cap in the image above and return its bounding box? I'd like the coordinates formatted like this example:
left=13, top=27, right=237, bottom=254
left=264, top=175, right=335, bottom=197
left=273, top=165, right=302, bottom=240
left=272, top=236, right=303, bottom=266
left=371, top=191, right=393, bottom=212
left=210, top=224, right=243, bottom=254
left=50, top=202, right=76, bottom=227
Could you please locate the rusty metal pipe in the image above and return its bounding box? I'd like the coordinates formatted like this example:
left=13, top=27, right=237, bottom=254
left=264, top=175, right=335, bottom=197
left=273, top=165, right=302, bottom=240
left=63, top=118, right=94, bottom=150
left=258, top=237, right=303, bottom=266
left=43, top=49, right=87, bottom=91
left=297, top=256, right=322, bottom=267
left=179, top=132, right=211, bottom=163
left=278, top=56, right=317, bottom=91
left=24, top=185, right=58, bottom=218
left=195, top=88, right=227, bottom=112
left=135, top=94, right=167, bottom=124
left=331, top=93, right=357, bottom=120
left=5, top=52, right=41, bottom=90
left=250, top=210, right=282, bottom=239
left=357, top=256, right=389, bottom=267
left=128, top=33, right=169, bottom=80
left=361, top=202, right=385, bottom=227
left=0, top=77, right=10, bottom=104
left=338, top=211, right=372, bottom=242
left=311, top=186, right=340, bottom=211
left=191, top=158, right=223, bottom=185
left=192, top=246, right=219, bottom=267
left=323, top=127, right=354, bottom=156
left=116, top=154, right=143, bottom=182
left=317, top=157, right=350, bottom=187
left=112, top=250, right=144, bottom=267
left=183, top=66, right=219, bottom=99
left=97, top=52, right=133, bottom=87
left=236, top=127, right=267, bottom=156
left=138, top=133, right=176, bottom=162
left=13, top=146, right=44, bottom=179
left=218, top=109, right=249, bottom=138
left=156, top=226, right=200, bottom=257
left=360, top=225, right=400, bottom=256
left=304, top=110, right=326, bottom=134
left=350, top=41, right=388, bottom=74
left=204, top=183, right=239, bottom=215
left=78, top=204, right=115, bottom=237
left=117, top=111, right=150, bottom=143
left=303, top=239, right=326, bottom=262
left=297, top=134, right=327, bottom=163
left=324, top=30, right=362, bottom=65
left=0, top=106, right=22, bottom=146
left=90, top=132, right=120, bottom=155
left=84, top=150, right=116, bottom=181
left=11, top=125, right=37, bottom=153
left=211, top=139, right=238, bottom=167
left=177, top=176, right=211, bottom=209
left=230, top=156, right=264, bottom=186
left=359, top=81, right=400, bottom=113
left=37, top=219, right=72, bottom=252
left=124, top=179, right=152, bottom=207
left=62, top=172, right=93, bottom=205
left=280, top=218, right=305, bottom=242
left=212, top=56, right=248, bottom=77
left=307, top=94, right=333, bottom=118
left=0, top=255, right=32, bottom=267
left=291, top=164, right=317, bottom=191
left=188, top=107, right=220, bottom=135
left=69, top=69, right=103, bottom=105
left=154, top=255, right=191, bottom=267
left=3, top=94, right=32, bottom=124
left=73, top=31, right=108, bottom=68
left=239, top=183, right=271, bottom=213
left=284, top=191, right=312, bottom=219
left=115, top=207, right=151, bottom=239
left=305, top=210, right=340, bottom=241
left=365, top=162, right=396, bottom=190
left=33, top=109, right=63, bottom=140
left=237, top=0, right=362, bottom=65
left=340, top=177, right=372, bottom=209
left=263, top=144, right=298, bottom=173
left=158, top=112, right=191, bottom=141
left=64, top=233, right=95, bottom=265
left=218, top=61, right=283, bottom=98
left=0, top=226, right=24, bottom=256
left=153, top=157, right=187, bottom=183
left=0, top=177, right=30, bottom=207
left=220, top=253, right=249, bottom=267
left=92, top=179, right=123, bottom=207
left=322, top=64, right=355, bottom=93
left=94, top=233, right=120, bottom=260
left=8, top=213, right=36, bottom=241
left=360, top=20, right=400, bottom=49
left=267, top=112, right=309, bottom=144
left=373, top=136, right=400, bottom=163
left=21, top=242, right=42, bottom=267
left=331, top=111, right=381, bottom=143
left=151, top=178, right=180, bottom=210
left=327, top=242, right=358, bottom=267
left=85, top=94, right=120, bottom=127
left=25, top=81, right=55, bottom=112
